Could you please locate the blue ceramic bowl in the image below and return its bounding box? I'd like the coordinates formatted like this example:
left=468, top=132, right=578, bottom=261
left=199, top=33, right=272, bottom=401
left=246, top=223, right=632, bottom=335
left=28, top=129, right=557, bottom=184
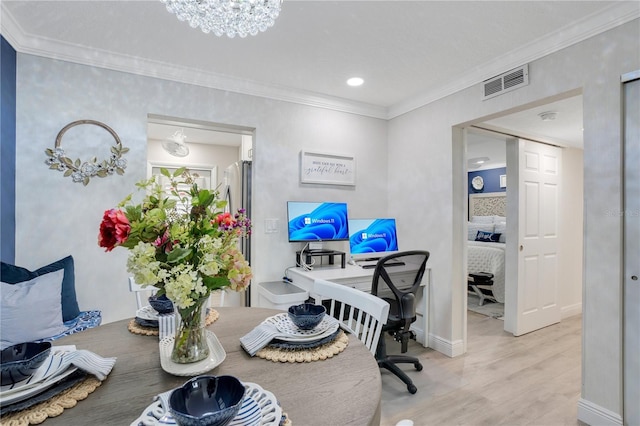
left=169, top=375, right=245, bottom=426
left=148, top=294, right=174, bottom=314
left=1, top=341, right=52, bottom=386
left=288, top=303, right=326, bottom=330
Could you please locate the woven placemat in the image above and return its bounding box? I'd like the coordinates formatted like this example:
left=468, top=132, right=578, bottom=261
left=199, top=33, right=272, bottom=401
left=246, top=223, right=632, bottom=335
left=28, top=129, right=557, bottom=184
left=255, top=330, right=349, bottom=363
left=0, top=377, right=102, bottom=426
left=127, top=309, right=219, bottom=336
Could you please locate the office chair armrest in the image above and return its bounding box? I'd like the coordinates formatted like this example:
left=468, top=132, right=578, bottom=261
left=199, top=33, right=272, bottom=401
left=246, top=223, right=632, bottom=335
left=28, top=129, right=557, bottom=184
left=399, top=293, right=416, bottom=320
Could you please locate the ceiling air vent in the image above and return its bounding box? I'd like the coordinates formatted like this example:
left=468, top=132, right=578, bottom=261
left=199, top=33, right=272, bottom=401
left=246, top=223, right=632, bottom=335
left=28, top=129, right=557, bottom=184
left=482, top=64, right=529, bottom=100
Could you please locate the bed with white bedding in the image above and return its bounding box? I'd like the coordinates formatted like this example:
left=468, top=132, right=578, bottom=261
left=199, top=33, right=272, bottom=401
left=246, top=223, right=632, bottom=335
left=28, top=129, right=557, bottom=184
left=467, top=240, right=505, bottom=303
left=467, top=194, right=507, bottom=304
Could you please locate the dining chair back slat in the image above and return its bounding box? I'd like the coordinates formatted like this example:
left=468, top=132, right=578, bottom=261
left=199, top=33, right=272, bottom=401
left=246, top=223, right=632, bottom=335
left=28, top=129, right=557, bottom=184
left=313, top=279, right=390, bottom=355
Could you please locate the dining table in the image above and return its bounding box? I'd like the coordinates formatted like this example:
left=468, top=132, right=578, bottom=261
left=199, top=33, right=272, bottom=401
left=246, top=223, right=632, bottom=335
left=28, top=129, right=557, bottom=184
left=38, top=306, right=382, bottom=426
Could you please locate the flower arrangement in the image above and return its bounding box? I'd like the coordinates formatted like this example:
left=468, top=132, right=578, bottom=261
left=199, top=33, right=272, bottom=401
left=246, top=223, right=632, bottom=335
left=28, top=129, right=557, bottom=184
left=98, top=168, right=252, bottom=310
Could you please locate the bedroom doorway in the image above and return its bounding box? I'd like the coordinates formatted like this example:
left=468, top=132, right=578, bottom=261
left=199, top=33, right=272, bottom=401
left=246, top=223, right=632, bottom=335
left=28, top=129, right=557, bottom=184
left=458, top=93, right=584, bottom=339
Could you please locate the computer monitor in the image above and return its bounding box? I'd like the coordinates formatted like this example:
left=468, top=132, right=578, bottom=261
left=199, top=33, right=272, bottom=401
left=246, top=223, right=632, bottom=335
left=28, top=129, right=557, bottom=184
left=287, top=201, right=350, bottom=245
left=348, top=218, right=399, bottom=261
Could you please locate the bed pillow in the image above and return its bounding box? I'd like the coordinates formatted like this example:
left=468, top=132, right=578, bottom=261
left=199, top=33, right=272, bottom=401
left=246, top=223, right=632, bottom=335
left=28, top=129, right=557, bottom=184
left=494, top=222, right=507, bottom=243
left=1, top=269, right=68, bottom=349
left=468, top=223, right=494, bottom=240
left=0, top=256, right=80, bottom=321
left=493, top=215, right=506, bottom=223
left=475, top=230, right=502, bottom=242
left=471, top=216, right=494, bottom=223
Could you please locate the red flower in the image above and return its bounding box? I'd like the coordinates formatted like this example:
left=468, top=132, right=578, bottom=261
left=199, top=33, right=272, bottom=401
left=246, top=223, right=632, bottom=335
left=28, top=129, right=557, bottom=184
left=98, top=209, right=131, bottom=252
left=213, top=212, right=236, bottom=229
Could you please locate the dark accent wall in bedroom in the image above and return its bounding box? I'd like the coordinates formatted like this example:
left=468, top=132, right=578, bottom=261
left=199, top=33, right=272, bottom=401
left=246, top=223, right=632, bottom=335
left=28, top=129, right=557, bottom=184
left=1, top=35, right=16, bottom=263
left=468, top=167, right=506, bottom=195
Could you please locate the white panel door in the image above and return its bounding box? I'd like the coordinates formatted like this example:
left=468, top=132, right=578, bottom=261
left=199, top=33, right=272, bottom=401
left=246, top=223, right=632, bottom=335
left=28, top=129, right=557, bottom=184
left=513, top=139, right=562, bottom=336
left=623, top=72, right=640, bottom=426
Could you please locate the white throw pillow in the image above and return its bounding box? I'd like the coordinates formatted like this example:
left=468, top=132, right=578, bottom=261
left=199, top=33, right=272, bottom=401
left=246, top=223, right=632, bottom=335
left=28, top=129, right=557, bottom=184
left=494, top=222, right=507, bottom=243
left=468, top=222, right=495, bottom=240
left=493, top=215, right=506, bottom=223
left=1, top=269, right=68, bottom=349
left=471, top=216, right=494, bottom=223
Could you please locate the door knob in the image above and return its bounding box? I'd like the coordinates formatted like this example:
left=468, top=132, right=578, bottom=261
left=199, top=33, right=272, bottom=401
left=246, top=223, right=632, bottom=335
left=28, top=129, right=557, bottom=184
left=519, top=245, right=524, bottom=251
left=632, top=275, right=638, bottom=281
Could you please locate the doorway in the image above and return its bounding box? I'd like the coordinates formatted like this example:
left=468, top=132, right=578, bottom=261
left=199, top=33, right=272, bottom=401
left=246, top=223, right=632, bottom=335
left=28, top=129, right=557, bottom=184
left=458, top=93, right=584, bottom=340
left=146, top=114, right=255, bottom=307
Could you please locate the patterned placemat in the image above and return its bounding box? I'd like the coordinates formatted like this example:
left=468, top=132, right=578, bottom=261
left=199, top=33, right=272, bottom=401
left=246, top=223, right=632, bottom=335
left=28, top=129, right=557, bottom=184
left=127, top=309, right=219, bottom=336
left=0, top=376, right=102, bottom=425
left=255, top=330, right=349, bottom=363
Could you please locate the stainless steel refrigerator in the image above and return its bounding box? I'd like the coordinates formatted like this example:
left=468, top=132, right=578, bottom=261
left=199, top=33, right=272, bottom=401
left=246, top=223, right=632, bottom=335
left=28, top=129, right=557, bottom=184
left=223, top=160, right=252, bottom=306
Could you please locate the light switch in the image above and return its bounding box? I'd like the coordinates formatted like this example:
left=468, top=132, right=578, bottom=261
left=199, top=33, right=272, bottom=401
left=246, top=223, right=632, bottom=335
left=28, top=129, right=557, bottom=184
left=265, top=218, right=279, bottom=233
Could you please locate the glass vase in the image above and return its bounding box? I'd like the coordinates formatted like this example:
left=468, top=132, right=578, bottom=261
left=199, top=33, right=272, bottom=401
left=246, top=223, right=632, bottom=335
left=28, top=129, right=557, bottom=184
left=171, top=295, right=210, bottom=364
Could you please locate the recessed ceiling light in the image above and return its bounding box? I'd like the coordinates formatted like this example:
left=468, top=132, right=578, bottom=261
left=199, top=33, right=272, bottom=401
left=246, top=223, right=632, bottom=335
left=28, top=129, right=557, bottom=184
left=347, top=77, right=364, bottom=87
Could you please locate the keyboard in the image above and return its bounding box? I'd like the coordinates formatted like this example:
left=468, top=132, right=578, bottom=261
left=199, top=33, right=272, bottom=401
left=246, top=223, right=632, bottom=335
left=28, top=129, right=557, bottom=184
left=360, top=261, right=405, bottom=269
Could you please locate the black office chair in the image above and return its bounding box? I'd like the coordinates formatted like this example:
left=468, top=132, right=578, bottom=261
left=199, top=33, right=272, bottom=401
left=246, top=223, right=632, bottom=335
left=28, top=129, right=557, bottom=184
left=371, top=250, right=430, bottom=394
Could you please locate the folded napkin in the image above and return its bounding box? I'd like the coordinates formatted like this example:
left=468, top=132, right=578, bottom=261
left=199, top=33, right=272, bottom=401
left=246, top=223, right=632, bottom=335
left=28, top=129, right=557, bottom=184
left=240, top=323, right=287, bottom=356
left=59, top=349, right=116, bottom=381
left=0, top=346, right=116, bottom=397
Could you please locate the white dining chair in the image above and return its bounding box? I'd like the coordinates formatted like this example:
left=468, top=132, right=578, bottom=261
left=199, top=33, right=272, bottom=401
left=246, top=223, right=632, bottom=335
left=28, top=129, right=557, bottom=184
left=128, top=277, right=157, bottom=310
left=313, top=278, right=390, bottom=355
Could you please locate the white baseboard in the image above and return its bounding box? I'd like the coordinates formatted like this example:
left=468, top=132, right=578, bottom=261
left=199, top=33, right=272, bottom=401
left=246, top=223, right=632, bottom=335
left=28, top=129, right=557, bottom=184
left=561, top=302, right=582, bottom=319
left=428, top=334, right=464, bottom=357
left=577, top=398, right=623, bottom=426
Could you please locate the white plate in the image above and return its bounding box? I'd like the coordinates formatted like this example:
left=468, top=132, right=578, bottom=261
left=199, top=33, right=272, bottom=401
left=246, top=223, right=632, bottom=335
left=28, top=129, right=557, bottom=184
left=137, top=305, right=159, bottom=321
left=159, top=330, right=226, bottom=377
left=130, top=382, right=282, bottom=426
left=0, top=347, right=80, bottom=406
left=260, top=314, right=340, bottom=343
left=264, top=313, right=338, bottom=337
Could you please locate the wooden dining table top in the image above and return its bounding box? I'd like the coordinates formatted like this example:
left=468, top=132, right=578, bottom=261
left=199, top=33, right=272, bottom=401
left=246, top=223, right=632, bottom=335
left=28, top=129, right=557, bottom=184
left=42, top=306, right=382, bottom=426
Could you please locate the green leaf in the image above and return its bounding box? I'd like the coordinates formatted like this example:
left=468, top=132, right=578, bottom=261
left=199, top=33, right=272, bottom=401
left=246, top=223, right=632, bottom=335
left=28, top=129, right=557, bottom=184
left=166, top=247, right=192, bottom=264
left=75, top=158, right=81, bottom=167
left=45, top=148, right=54, bottom=156
left=120, top=147, right=130, bottom=154
left=62, top=157, right=73, bottom=167
left=202, top=275, right=230, bottom=291
left=63, top=169, right=73, bottom=177
left=83, top=177, right=90, bottom=186
left=173, top=167, right=187, bottom=177
left=160, top=168, right=171, bottom=178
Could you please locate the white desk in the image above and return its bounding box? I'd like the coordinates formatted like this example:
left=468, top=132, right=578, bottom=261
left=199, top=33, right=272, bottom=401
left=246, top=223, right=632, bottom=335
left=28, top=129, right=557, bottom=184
left=287, top=263, right=430, bottom=347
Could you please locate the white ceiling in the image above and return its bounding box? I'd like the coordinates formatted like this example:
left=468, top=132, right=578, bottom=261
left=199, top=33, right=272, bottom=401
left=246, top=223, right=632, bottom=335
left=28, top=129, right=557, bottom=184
left=3, top=1, right=637, bottom=155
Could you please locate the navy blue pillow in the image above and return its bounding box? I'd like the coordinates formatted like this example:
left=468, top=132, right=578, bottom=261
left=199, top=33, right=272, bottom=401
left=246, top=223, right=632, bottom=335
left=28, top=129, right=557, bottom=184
left=1, top=256, right=80, bottom=321
left=475, top=231, right=502, bottom=243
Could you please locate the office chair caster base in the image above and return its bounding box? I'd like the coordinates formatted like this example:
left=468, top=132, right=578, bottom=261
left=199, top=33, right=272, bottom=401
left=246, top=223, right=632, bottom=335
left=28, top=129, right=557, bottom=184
left=408, top=384, right=418, bottom=394
left=415, top=362, right=423, bottom=371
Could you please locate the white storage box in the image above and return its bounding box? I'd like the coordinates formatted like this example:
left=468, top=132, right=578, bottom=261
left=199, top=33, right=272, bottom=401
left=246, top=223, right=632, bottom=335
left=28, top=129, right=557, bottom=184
left=257, top=281, right=309, bottom=311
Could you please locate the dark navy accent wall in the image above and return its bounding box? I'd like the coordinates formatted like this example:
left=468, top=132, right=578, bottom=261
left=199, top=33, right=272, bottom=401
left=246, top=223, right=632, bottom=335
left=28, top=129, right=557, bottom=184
left=468, top=167, right=506, bottom=194
left=1, top=35, right=17, bottom=264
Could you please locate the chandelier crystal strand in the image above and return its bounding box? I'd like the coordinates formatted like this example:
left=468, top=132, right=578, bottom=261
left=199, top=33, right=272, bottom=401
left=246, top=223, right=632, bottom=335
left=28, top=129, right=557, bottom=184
left=161, top=0, right=283, bottom=38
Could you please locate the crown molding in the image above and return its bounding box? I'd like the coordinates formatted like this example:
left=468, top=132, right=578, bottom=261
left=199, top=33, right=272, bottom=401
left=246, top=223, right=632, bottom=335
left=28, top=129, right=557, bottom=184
left=2, top=2, right=637, bottom=121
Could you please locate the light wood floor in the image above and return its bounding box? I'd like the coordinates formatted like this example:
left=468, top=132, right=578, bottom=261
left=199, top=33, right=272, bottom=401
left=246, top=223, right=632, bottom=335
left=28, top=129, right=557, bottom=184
left=379, top=312, right=583, bottom=426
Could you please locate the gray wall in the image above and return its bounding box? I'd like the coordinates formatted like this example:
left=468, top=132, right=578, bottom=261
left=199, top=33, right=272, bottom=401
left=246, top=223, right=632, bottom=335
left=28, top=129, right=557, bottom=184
left=15, top=55, right=388, bottom=324
left=387, top=20, right=639, bottom=424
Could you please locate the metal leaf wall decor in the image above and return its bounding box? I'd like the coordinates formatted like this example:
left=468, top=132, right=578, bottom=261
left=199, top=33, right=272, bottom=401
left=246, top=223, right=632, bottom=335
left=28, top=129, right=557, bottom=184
left=45, top=120, right=129, bottom=186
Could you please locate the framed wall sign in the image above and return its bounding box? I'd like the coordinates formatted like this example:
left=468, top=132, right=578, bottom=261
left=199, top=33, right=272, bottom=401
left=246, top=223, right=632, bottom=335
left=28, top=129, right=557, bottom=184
left=300, top=150, right=356, bottom=186
left=500, top=174, right=507, bottom=188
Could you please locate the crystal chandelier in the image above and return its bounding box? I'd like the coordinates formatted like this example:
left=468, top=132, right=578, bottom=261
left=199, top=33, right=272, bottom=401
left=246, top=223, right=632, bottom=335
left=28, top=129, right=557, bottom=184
left=160, top=0, right=283, bottom=38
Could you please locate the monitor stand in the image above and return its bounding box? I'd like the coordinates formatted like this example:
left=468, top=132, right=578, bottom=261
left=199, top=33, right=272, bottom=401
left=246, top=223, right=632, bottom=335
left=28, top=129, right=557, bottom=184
left=296, top=250, right=346, bottom=269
